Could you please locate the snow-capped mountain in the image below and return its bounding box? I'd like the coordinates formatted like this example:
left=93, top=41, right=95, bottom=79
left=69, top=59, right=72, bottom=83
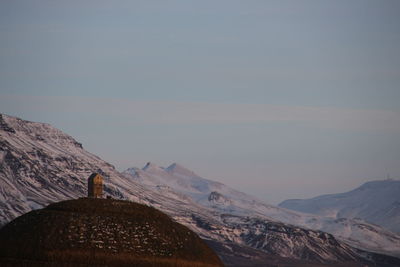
left=0, top=114, right=210, bottom=230
left=1, top=113, right=400, bottom=266
left=125, top=162, right=258, bottom=212
left=123, top=161, right=400, bottom=257
left=279, top=179, right=400, bottom=234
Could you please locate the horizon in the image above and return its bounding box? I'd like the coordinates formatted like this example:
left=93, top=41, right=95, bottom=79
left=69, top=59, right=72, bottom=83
left=1, top=1, right=400, bottom=204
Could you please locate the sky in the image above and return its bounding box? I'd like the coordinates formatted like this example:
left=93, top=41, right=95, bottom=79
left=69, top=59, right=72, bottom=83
left=1, top=0, right=400, bottom=204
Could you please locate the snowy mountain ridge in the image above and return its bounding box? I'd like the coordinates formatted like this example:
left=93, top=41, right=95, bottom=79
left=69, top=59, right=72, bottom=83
left=123, top=163, right=400, bottom=257
left=279, top=179, right=400, bottom=234
left=1, top=113, right=400, bottom=265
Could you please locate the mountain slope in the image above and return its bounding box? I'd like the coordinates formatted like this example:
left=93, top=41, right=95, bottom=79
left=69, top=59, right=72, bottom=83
left=0, top=114, right=219, bottom=232
left=279, top=179, right=400, bottom=234
left=123, top=162, right=400, bottom=257
left=1, top=113, right=399, bottom=266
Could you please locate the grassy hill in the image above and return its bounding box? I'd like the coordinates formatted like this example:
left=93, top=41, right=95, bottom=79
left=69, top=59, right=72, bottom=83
left=0, top=198, right=223, bottom=266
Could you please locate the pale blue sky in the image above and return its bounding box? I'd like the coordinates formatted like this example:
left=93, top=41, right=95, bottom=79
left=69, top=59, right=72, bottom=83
left=1, top=1, right=400, bottom=203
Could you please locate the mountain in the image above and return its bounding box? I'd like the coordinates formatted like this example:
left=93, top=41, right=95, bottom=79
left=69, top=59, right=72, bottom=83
left=279, top=179, right=400, bottom=234
left=123, top=162, right=400, bottom=257
left=1, top=113, right=400, bottom=266
left=0, top=198, right=223, bottom=266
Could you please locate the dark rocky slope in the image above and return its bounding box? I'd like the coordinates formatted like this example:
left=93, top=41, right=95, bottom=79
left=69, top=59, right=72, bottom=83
left=0, top=198, right=223, bottom=267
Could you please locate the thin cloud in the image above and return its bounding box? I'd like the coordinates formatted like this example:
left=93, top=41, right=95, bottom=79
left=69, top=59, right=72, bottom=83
left=1, top=94, right=399, bottom=132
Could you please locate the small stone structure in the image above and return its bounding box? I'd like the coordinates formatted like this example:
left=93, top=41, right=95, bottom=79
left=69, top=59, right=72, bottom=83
left=88, top=173, right=103, bottom=198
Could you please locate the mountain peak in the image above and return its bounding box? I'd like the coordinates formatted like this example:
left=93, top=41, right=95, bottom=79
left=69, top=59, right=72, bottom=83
left=358, top=179, right=400, bottom=190
left=0, top=113, right=83, bottom=150
left=165, top=163, right=196, bottom=177
left=0, top=114, right=16, bottom=133
left=142, top=162, right=163, bottom=172
left=279, top=178, right=400, bottom=234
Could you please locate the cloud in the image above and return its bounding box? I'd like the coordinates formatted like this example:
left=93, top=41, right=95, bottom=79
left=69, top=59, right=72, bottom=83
left=1, top=94, right=400, bottom=132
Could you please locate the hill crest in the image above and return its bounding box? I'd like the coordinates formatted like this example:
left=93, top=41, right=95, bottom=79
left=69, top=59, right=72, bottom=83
left=0, top=198, right=223, bottom=266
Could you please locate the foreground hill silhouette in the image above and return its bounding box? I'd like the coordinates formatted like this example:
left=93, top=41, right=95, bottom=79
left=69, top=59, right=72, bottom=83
left=0, top=198, right=223, bottom=267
